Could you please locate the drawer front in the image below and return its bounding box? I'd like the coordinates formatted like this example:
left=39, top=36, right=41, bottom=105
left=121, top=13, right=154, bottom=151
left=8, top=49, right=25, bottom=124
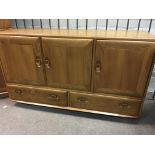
left=7, top=85, right=68, bottom=107
left=69, top=92, right=142, bottom=117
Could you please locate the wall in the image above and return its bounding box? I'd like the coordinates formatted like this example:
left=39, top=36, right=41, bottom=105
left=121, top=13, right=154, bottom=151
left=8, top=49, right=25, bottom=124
left=11, top=19, right=155, bottom=34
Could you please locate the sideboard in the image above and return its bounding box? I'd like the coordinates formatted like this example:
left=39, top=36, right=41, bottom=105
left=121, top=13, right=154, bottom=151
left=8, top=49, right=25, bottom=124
left=0, top=29, right=155, bottom=118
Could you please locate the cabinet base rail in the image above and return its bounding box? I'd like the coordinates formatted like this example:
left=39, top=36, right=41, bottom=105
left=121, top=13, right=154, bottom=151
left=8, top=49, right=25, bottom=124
left=0, top=92, right=8, bottom=98
left=14, top=99, right=139, bottom=119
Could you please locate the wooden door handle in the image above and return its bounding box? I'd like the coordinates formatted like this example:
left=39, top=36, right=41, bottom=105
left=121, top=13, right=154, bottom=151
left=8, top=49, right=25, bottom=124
left=44, top=57, right=51, bottom=69
left=95, top=60, right=101, bottom=73
left=35, top=56, right=42, bottom=68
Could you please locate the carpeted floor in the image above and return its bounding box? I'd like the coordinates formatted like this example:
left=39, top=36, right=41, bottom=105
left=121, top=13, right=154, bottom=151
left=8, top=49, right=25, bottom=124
left=0, top=93, right=155, bottom=135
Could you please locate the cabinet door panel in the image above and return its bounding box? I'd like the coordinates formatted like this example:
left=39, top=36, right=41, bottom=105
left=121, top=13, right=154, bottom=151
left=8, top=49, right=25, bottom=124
left=0, top=36, right=45, bottom=85
left=42, top=38, right=93, bottom=91
left=94, top=40, right=155, bottom=97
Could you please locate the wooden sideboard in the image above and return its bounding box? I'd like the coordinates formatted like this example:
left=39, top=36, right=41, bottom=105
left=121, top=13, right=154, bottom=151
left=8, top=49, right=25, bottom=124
left=0, top=29, right=155, bottom=118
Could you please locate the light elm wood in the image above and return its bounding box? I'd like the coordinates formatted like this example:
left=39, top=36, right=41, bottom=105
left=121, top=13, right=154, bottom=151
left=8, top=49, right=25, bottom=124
left=7, top=84, right=68, bottom=107
left=16, top=100, right=138, bottom=118
left=0, top=36, right=45, bottom=86
left=69, top=91, right=142, bottom=117
left=0, top=65, right=6, bottom=89
left=0, top=29, right=155, bottom=118
left=42, top=37, right=93, bottom=91
left=0, top=63, right=8, bottom=97
left=1, top=29, right=155, bottom=41
left=7, top=83, right=141, bottom=118
left=94, top=40, right=155, bottom=97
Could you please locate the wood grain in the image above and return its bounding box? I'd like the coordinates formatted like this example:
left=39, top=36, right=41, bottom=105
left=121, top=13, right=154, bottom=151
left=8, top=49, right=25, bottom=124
left=94, top=40, right=155, bottom=97
left=15, top=100, right=139, bottom=118
left=0, top=65, right=6, bottom=90
left=7, top=84, right=68, bottom=107
left=7, top=83, right=142, bottom=118
left=69, top=91, right=142, bottom=117
left=0, top=63, right=8, bottom=97
left=0, top=29, right=155, bottom=118
left=42, top=37, right=93, bottom=91
left=0, top=36, right=45, bottom=86
left=0, top=29, right=155, bottom=41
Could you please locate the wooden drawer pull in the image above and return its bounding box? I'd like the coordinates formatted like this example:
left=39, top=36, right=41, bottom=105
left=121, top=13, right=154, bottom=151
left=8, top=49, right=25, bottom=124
left=77, top=96, right=88, bottom=103
left=14, top=89, right=22, bottom=95
left=119, top=103, right=131, bottom=109
left=49, top=94, right=59, bottom=100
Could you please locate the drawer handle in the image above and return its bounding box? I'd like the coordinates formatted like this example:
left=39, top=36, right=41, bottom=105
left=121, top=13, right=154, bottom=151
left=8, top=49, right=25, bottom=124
left=35, top=56, right=42, bottom=68
left=77, top=97, right=88, bottom=103
left=44, top=57, right=51, bottom=69
left=15, top=89, right=22, bottom=95
left=119, top=103, right=131, bottom=109
left=49, top=94, right=59, bottom=100
left=95, top=60, right=101, bottom=73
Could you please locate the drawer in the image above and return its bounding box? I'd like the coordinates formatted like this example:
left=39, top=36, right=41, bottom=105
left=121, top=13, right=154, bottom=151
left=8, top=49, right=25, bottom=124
left=7, top=84, right=68, bottom=107
left=69, top=92, right=142, bottom=117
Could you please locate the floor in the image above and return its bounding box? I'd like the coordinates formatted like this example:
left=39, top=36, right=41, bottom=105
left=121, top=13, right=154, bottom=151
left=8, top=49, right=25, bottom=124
left=148, top=69, right=155, bottom=92
left=0, top=93, right=155, bottom=135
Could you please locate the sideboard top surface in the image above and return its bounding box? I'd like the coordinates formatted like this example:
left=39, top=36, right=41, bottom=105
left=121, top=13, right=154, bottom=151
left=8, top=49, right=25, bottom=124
left=0, top=29, right=155, bottom=41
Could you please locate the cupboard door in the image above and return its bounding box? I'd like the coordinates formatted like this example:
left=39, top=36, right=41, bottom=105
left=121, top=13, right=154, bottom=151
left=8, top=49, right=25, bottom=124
left=42, top=37, right=93, bottom=91
left=94, top=40, right=155, bottom=97
left=0, top=36, right=45, bottom=85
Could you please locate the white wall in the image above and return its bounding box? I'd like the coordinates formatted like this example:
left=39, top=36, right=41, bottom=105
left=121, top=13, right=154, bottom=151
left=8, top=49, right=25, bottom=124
left=11, top=19, right=155, bottom=34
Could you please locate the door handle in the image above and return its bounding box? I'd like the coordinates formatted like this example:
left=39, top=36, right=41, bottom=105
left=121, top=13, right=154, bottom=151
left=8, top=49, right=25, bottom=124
left=44, top=57, right=51, bottom=69
left=95, top=60, right=101, bottom=73
left=35, top=56, right=42, bottom=68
